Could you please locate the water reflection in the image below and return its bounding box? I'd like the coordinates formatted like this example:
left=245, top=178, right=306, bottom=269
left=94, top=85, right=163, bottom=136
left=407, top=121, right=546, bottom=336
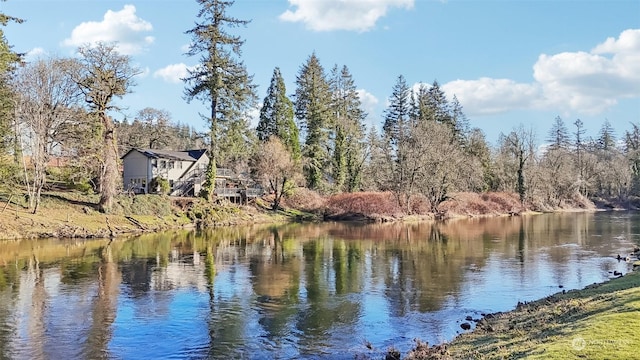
left=0, top=212, right=638, bottom=359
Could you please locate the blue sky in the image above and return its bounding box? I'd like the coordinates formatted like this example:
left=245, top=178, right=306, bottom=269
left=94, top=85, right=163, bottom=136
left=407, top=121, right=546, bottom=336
left=3, top=0, right=639, bottom=145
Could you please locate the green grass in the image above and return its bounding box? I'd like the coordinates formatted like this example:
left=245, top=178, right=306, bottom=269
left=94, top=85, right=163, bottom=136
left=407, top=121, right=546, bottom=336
left=433, top=271, right=640, bottom=360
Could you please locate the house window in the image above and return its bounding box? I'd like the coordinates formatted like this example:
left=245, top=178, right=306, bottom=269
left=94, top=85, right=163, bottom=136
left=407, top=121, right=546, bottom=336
left=177, top=161, right=182, bottom=169
left=168, top=160, right=175, bottom=169
left=160, top=160, right=166, bottom=169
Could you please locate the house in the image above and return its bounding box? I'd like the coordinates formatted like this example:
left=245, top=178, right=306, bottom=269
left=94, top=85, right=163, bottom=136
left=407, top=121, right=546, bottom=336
left=121, top=148, right=209, bottom=196
left=121, top=148, right=263, bottom=200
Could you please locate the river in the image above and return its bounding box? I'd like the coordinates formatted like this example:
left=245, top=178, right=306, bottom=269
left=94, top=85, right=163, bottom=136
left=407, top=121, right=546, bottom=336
left=0, top=211, right=638, bottom=359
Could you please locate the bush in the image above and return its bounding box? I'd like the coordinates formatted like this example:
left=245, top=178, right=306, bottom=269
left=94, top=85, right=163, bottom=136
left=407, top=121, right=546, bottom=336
left=438, top=192, right=525, bottom=217
left=325, top=192, right=403, bottom=217
left=149, top=177, right=170, bottom=195
left=283, top=187, right=326, bottom=212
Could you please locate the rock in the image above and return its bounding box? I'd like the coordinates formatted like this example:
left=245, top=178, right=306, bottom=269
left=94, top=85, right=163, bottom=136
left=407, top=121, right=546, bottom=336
left=465, top=316, right=473, bottom=321
left=460, top=322, right=471, bottom=330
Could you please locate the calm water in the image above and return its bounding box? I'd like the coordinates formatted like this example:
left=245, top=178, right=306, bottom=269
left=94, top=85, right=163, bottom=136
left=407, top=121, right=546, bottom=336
left=0, top=212, right=638, bottom=359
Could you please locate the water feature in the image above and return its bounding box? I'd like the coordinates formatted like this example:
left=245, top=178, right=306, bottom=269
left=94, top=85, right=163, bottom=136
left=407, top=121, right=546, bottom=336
left=0, top=211, right=638, bottom=359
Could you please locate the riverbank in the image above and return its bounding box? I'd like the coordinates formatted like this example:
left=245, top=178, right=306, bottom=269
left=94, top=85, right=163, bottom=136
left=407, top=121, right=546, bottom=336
left=0, top=190, right=295, bottom=240
left=402, top=266, right=640, bottom=359
left=0, top=188, right=629, bottom=241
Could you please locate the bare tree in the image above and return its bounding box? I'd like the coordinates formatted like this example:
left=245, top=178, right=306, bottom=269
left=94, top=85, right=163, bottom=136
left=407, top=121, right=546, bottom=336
left=71, top=42, right=141, bottom=212
left=497, top=126, right=536, bottom=204
left=251, top=137, right=300, bottom=210
left=13, top=56, right=82, bottom=213
left=407, top=121, right=477, bottom=213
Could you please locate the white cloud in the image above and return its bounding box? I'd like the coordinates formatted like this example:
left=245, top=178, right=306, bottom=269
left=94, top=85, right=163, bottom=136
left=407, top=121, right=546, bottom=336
left=442, top=28, right=640, bottom=116
left=443, top=78, right=541, bottom=115
left=357, top=88, right=380, bottom=130
left=153, top=63, right=190, bottom=84
left=357, top=88, right=379, bottom=114
left=25, top=47, right=47, bottom=61
left=62, top=5, right=154, bottom=55
left=280, top=0, right=414, bottom=32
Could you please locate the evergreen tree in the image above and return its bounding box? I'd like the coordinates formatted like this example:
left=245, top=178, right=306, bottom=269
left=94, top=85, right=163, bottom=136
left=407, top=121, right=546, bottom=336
left=411, top=83, right=433, bottom=125
left=597, top=119, right=616, bottom=152
left=218, top=116, right=255, bottom=172
left=625, top=123, right=640, bottom=194
left=450, top=95, right=469, bottom=145
left=257, top=67, right=300, bottom=159
left=0, top=6, right=22, bottom=159
left=184, top=0, right=257, bottom=200
left=427, top=80, right=451, bottom=126
left=466, top=128, right=493, bottom=191
left=295, top=53, right=332, bottom=190
left=573, top=118, right=587, bottom=196
left=329, top=65, right=366, bottom=192
left=382, top=75, right=411, bottom=147
left=547, top=116, right=570, bottom=150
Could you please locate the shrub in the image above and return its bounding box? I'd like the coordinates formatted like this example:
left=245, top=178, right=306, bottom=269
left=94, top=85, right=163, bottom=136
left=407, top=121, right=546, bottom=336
left=325, top=192, right=402, bottom=217
left=149, top=177, right=170, bottom=195
left=283, top=187, right=326, bottom=212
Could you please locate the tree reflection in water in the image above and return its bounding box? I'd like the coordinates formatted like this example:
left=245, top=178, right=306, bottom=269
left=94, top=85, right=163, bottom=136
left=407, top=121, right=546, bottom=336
left=0, top=212, right=637, bottom=358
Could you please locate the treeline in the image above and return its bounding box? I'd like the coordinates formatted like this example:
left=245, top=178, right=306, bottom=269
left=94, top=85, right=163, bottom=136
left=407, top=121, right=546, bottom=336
left=1, top=1, right=639, bottom=216
left=254, top=58, right=640, bottom=212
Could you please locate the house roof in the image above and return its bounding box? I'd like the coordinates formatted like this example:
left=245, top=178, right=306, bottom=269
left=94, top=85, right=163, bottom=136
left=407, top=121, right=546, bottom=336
left=122, top=148, right=207, bottom=161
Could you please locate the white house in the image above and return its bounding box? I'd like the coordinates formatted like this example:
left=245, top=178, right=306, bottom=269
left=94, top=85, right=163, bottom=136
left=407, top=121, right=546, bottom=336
left=121, top=148, right=209, bottom=196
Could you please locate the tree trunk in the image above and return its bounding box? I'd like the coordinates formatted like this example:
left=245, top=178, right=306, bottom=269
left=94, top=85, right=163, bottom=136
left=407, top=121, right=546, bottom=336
left=99, top=114, right=118, bottom=212
left=32, top=140, right=49, bottom=214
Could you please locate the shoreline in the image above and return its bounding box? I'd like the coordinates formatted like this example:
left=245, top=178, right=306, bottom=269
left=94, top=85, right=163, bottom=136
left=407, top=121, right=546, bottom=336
left=0, top=190, right=635, bottom=241
left=403, top=264, right=640, bottom=359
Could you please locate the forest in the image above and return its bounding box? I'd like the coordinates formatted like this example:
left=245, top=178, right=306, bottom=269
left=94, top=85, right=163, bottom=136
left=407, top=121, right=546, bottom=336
left=1, top=1, right=639, bottom=216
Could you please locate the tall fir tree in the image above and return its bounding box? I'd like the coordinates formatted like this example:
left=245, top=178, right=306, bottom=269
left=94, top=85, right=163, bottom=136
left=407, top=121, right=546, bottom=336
left=547, top=116, right=570, bottom=150
left=257, top=67, right=300, bottom=159
left=427, top=80, right=452, bottom=127
left=295, top=53, right=332, bottom=190
left=411, top=83, right=433, bottom=125
left=449, top=95, right=469, bottom=145
left=597, top=119, right=616, bottom=152
left=0, top=6, right=22, bottom=158
left=382, top=75, right=411, bottom=148
left=328, top=65, right=366, bottom=192
left=184, top=0, right=257, bottom=200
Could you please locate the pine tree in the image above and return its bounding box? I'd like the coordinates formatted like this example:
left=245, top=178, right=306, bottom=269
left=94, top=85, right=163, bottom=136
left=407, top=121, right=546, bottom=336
left=411, top=83, right=433, bottom=125
left=450, top=95, right=469, bottom=145
left=427, top=80, right=451, bottom=126
left=573, top=119, right=587, bottom=195
left=295, top=53, right=332, bottom=190
left=0, top=7, right=22, bottom=158
left=547, top=116, right=570, bottom=150
left=597, top=119, right=616, bottom=152
left=184, top=0, right=257, bottom=200
left=382, top=75, right=411, bottom=147
left=257, top=67, right=300, bottom=159
left=466, top=128, right=493, bottom=191
left=625, top=123, right=640, bottom=194
left=329, top=65, right=366, bottom=192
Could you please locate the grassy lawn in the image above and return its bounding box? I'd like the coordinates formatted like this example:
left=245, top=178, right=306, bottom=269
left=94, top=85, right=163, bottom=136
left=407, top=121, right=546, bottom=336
left=412, top=270, right=640, bottom=359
